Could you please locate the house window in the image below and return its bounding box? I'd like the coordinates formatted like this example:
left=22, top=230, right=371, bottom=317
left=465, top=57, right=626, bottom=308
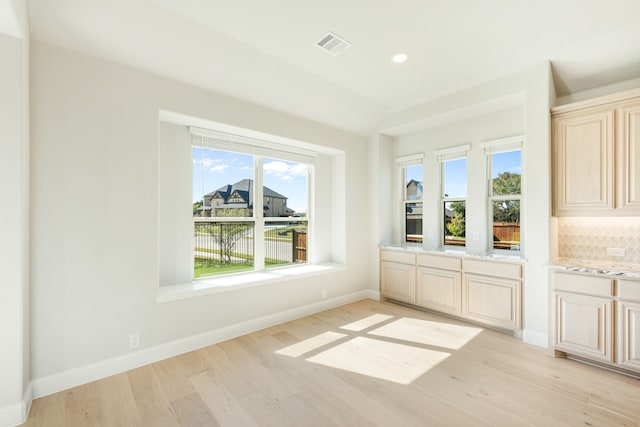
left=396, top=154, right=424, bottom=244
left=436, top=145, right=469, bottom=248
left=484, top=136, right=523, bottom=252
left=192, top=133, right=312, bottom=278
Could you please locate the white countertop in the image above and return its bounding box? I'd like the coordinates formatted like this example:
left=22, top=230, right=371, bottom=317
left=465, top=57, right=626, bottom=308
left=549, top=258, right=640, bottom=279
left=379, top=245, right=525, bottom=263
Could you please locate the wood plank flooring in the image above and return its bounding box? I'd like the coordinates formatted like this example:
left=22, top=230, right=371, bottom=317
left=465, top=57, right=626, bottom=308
left=22, top=299, right=640, bottom=426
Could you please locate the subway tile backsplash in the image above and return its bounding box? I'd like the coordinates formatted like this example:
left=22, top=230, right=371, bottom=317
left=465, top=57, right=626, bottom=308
left=557, top=217, right=640, bottom=264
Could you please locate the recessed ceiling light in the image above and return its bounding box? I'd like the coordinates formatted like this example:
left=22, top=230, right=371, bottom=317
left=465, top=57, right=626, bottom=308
left=391, top=53, right=408, bottom=63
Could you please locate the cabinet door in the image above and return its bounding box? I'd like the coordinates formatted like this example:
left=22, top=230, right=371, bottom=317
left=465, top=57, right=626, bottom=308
left=416, top=267, right=461, bottom=315
left=553, top=108, right=615, bottom=215
left=617, top=300, right=640, bottom=371
left=617, top=102, right=640, bottom=212
left=555, top=292, right=613, bottom=363
left=380, top=261, right=415, bottom=304
left=462, top=274, right=521, bottom=331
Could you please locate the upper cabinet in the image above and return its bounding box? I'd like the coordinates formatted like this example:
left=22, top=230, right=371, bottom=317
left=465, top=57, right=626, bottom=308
left=552, top=89, right=640, bottom=216
left=617, top=101, right=640, bottom=211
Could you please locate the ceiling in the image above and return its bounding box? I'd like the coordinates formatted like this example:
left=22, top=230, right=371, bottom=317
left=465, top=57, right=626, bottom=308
left=26, top=0, right=640, bottom=136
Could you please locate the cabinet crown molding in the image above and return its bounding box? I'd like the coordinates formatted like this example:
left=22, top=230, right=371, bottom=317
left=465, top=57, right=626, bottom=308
left=552, top=87, right=640, bottom=116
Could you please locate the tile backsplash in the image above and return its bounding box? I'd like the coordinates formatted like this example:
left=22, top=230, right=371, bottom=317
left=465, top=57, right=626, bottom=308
left=557, top=217, right=640, bottom=264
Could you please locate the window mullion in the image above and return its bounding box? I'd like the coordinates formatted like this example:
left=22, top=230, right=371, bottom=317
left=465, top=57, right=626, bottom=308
left=254, top=156, right=265, bottom=270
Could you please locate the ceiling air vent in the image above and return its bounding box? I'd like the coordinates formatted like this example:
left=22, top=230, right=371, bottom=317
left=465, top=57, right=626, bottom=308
left=315, top=32, right=351, bottom=55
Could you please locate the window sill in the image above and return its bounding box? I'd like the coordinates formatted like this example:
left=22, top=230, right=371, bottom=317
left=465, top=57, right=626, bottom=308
left=156, top=263, right=346, bottom=303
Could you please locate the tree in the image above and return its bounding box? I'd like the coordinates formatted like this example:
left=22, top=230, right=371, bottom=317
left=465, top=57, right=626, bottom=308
left=192, top=200, right=203, bottom=216
left=492, top=172, right=521, bottom=224
left=211, top=209, right=251, bottom=264
left=446, top=201, right=466, bottom=237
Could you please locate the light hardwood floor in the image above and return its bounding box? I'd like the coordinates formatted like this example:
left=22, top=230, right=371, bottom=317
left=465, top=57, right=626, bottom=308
left=22, top=299, right=640, bottom=426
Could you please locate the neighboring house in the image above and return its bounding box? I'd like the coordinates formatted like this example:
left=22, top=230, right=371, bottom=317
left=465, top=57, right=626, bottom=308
left=200, top=179, right=294, bottom=217
left=406, top=179, right=423, bottom=200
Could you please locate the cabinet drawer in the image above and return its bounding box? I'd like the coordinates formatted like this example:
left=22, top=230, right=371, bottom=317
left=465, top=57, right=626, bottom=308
left=463, top=258, right=522, bottom=279
left=380, top=250, right=415, bottom=265
left=553, top=272, right=613, bottom=297
left=618, top=279, right=640, bottom=302
left=416, top=254, right=461, bottom=270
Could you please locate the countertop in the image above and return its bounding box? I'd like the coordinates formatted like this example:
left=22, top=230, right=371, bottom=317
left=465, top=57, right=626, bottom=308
left=549, top=258, right=640, bottom=279
left=379, top=244, right=525, bottom=263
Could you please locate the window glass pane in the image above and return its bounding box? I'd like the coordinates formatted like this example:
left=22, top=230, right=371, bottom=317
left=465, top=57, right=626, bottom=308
left=194, top=222, right=254, bottom=277
left=405, top=165, right=423, bottom=200
left=443, top=201, right=465, bottom=247
left=491, top=150, right=521, bottom=196
left=193, top=148, right=255, bottom=277
left=492, top=200, right=520, bottom=250
left=193, top=148, right=254, bottom=218
left=263, top=158, right=307, bottom=217
left=405, top=202, right=423, bottom=243
left=262, top=157, right=309, bottom=268
left=265, top=220, right=308, bottom=268
left=443, top=158, right=467, bottom=198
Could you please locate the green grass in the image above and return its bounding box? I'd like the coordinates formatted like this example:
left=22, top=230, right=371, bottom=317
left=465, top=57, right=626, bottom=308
left=194, top=258, right=254, bottom=278
left=194, top=256, right=295, bottom=278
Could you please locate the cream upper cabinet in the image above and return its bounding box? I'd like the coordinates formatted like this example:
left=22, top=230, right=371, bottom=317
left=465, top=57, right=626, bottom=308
left=617, top=101, right=640, bottom=211
left=552, top=106, right=615, bottom=215
left=552, top=89, right=640, bottom=216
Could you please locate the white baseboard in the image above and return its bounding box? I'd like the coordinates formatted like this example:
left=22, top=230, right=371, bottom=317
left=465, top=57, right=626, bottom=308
left=31, top=290, right=376, bottom=400
left=0, top=383, right=32, bottom=427
left=523, top=329, right=548, bottom=348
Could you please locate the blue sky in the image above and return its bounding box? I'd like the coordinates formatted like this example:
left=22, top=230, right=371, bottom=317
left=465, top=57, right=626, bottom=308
left=405, top=150, right=521, bottom=198
left=193, top=147, right=308, bottom=214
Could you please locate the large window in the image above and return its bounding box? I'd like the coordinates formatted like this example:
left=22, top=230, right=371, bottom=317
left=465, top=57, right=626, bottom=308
left=436, top=145, right=469, bottom=248
left=192, top=132, right=312, bottom=278
left=399, top=159, right=423, bottom=244
left=487, top=145, right=522, bottom=252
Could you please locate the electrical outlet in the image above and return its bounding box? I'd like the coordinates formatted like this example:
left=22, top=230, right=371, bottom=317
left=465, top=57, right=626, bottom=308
left=321, top=289, right=327, bottom=299
left=607, top=247, right=625, bottom=257
left=129, top=333, right=140, bottom=349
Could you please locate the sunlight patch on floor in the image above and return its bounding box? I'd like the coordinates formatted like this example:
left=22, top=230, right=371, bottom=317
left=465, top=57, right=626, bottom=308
left=275, top=331, right=347, bottom=357
left=368, top=317, right=482, bottom=350
left=306, top=336, right=450, bottom=384
left=340, top=314, right=394, bottom=332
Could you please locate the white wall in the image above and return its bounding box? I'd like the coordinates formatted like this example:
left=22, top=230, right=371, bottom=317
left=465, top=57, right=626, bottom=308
left=392, top=106, right=525, bottom=251
left=30, top=41, right=371, bottom=381
left=0, top=30, right=29, bottom=426
left=373, top=63, right=552, bottom=347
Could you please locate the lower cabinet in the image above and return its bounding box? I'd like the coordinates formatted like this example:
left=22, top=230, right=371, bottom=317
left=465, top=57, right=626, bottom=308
left=416, top=267, right=461, bottom=315
left=379, top=249, right=523, bottom=335
left=462, top=274, right=522, bottom=331
left=555, top=291, right=613, bottom=363
left=552, top=271, right=640, bottom=375
left=380, top=260, right=416, bottom=304
left=617, top=279, right=640, bottom=371
left=617, top=299, right=640, bottom=370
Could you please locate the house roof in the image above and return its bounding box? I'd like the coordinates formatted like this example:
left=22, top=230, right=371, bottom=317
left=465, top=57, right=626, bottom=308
left=205, top=179, right=287, bottom=203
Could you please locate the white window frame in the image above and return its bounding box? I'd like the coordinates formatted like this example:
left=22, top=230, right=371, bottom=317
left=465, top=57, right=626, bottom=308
left=483, top=135, right=524, bottom=254
left=395, top=153, right=424, bottom=245
left=191, top=127, right=315, bottom=277
left=435, top=145, right=470, bottom=249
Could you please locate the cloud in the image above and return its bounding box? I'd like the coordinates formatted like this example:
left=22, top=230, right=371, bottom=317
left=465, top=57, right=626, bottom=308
left=263, top=160, right=307, bottom=182
left=210, top=164, right=229, bottom=173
